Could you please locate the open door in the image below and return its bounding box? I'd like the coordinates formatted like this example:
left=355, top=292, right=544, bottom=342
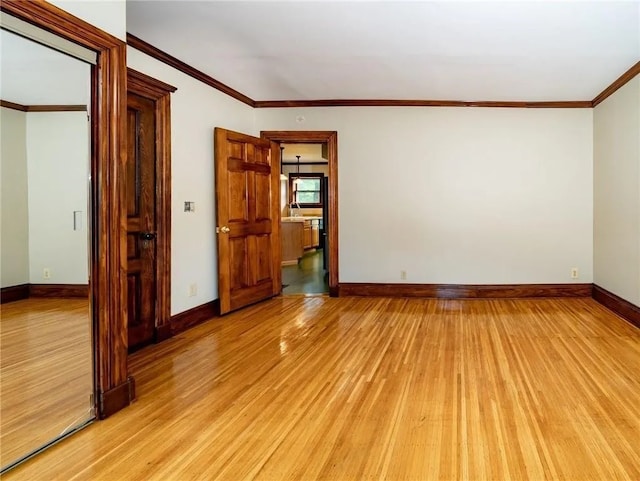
left=214, top=128, right=281, bottom=314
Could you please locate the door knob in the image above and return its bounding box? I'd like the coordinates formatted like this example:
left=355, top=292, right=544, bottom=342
left=139, top=232, right=157, bottom=240
left=218, top=226, right=230, bottom=234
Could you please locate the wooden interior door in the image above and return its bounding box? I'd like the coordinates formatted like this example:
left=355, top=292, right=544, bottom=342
left=215, top=128, right=281, bottom=314
left=126, top=92, right=157, bottom=348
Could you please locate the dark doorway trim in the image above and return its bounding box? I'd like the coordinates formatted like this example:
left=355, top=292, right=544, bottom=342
left=0, top=1, right=133, bottom=417
left=127, top=68, right=176, bottom=341
left=260, top=131, right=339, bottom=295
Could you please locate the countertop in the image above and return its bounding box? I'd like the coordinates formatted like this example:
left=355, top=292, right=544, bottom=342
left=282, top=216, right=322, bottom=223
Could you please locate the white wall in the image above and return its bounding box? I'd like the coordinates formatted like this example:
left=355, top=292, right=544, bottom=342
left=26, top=111, right=89, bottom=285
left=256, top=107, right=594, bottom=284
left=127, top=46, right=256, bottom=315
left=0, top=107, right=29, bottom=288
left=47, top=0, right=126, bottom=41
left=594, top=76, right=640, bottom=306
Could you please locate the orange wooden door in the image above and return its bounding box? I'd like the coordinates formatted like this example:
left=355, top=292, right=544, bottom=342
left=214, top=128, right=281, bottom=314
left=126, top=92, right=157, bottom=348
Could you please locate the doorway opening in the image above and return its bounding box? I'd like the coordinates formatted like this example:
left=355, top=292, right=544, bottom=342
left=261, top=131, right=338, bottom=296
left=280, top=143, right=329, bottom=295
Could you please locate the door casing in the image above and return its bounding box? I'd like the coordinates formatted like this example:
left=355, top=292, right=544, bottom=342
left=0, top=0, right=132, bottom=418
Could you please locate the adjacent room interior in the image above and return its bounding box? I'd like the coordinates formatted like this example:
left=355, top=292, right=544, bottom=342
left=280, top=143, right=329, bottom=295
left=0, top=0, right=639, bottom=479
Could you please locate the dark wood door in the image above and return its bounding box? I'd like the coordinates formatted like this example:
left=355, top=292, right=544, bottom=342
left=214, top=128, right=281, bottom=314
left=126, top=92, right=157, bottom=348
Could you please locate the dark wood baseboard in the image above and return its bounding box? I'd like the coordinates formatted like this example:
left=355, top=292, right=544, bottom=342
left=154, top=323, right=172, bottom=343
left=2, top=283, right=89, bottom=303
left=29, top=284, right=89, bottom=298
left=170, top=300, right=219, bottom=335
left=592, top=285, right=640, bottom=329
left=99, top=376, right=135, bottom=419
left=338, top=283, right=593, bottom=299
left=1, top=284, right=30, bottom=304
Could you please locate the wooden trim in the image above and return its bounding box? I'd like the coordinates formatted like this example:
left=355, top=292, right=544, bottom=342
left=126, top=33, right=254, bottom=107
left=26, top=105, right=87, bottom=112
left=154, top=323, right=172, bottom=343
left=127, top=68, right=177, bottom=96
left=261, top=131, right=339, bottom=295
left=283, top=161, right=328, bottom=166
left=592, top=61, right=640, bottom=107
left=121, top=36, right=635, bottom=110
left=1, top=100, right=87, bottom=112
left=99, top=376, right=135, bottom=419
left=339, top=283, right=593, bottom=298
left=29, top=284, right=89, bottom=298
left=170, top=300, right=219, bottom=335
left=1, top=0, right=132, bottom=418
left=592, top=285, right=640, bottom=329
left=254, top=99, right=593, bottom=109
left=127, top=68, right=173, bottom=336
left=0, top=284, right=29, bottom=304
left=1, top=99, right=28, bottom=111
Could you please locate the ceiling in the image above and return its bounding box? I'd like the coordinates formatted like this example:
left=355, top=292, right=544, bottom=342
left=126, top=1, right=639, bottom=102
left=0, top=29, right=90, bottom=105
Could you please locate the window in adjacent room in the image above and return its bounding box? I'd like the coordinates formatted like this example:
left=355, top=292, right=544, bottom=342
left=289, top=173, right=323, bottom=207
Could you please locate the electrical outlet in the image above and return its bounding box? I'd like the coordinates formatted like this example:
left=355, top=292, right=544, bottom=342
left=43, top=268, right=51, bottom=279
left=188, top=283, right=197, bottom=297
left=571, top=267, right=579, bottom=279
left=400, top=270, right=407, bottom=280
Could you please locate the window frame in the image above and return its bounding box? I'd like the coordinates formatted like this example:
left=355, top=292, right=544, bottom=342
left=288, top=172, right=324, bottom=208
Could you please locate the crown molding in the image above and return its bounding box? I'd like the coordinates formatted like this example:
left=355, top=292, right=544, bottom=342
left=592, top=61, right=640, bottom=107
left=126, top=33, right=254, bottom=107
left=124, top=35, right=638, bottom=110
left=254, top=99, right=592, bottom=108
left=1, top=99, right=86, bottom=112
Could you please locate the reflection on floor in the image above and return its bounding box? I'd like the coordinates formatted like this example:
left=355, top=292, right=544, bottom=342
left=282, top=249, right=328, bottom=295
left=0, top=298, right=94, bottom=470
left=5, top=297, right=640, bottom=480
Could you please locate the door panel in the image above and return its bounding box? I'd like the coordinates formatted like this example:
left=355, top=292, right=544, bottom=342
left=255, top=172, right=272, bottom=220
left=126, top=92, right=157, bottom=348
left=215, top=128, right=281, bottom=314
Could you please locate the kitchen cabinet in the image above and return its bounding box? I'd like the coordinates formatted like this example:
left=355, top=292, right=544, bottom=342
left=281, top=217, right=322, bottom=265
left=303, top=220, right=312, bottom=249
left=281, top=221, right=303, bottom=265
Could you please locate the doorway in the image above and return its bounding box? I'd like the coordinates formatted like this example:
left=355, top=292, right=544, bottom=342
left=261, top=131, right=339, bottom=296
left=0, top=29, right=94, bottom=471
left=280, top=143, right=329, bottom=295
left=2, top=0, right=134, bottom=438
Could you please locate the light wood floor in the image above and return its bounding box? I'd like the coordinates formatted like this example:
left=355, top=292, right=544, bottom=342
left=0, top=298, right=94, bottom=470
left=4, top=296, right=640, bottom=480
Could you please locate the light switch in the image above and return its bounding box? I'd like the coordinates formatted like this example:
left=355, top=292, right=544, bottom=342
left=184, top=201, right=195, bottom=212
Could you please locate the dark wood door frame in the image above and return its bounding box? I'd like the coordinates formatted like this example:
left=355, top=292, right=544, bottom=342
left=260, top=131, right=339, bottom=295
left=127, top=69, right=176, bottom=342
left=0, top=1, right=132, bottom=418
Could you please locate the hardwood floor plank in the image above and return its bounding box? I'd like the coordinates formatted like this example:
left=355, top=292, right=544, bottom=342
left=3, top=297, right=640, bottom=480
